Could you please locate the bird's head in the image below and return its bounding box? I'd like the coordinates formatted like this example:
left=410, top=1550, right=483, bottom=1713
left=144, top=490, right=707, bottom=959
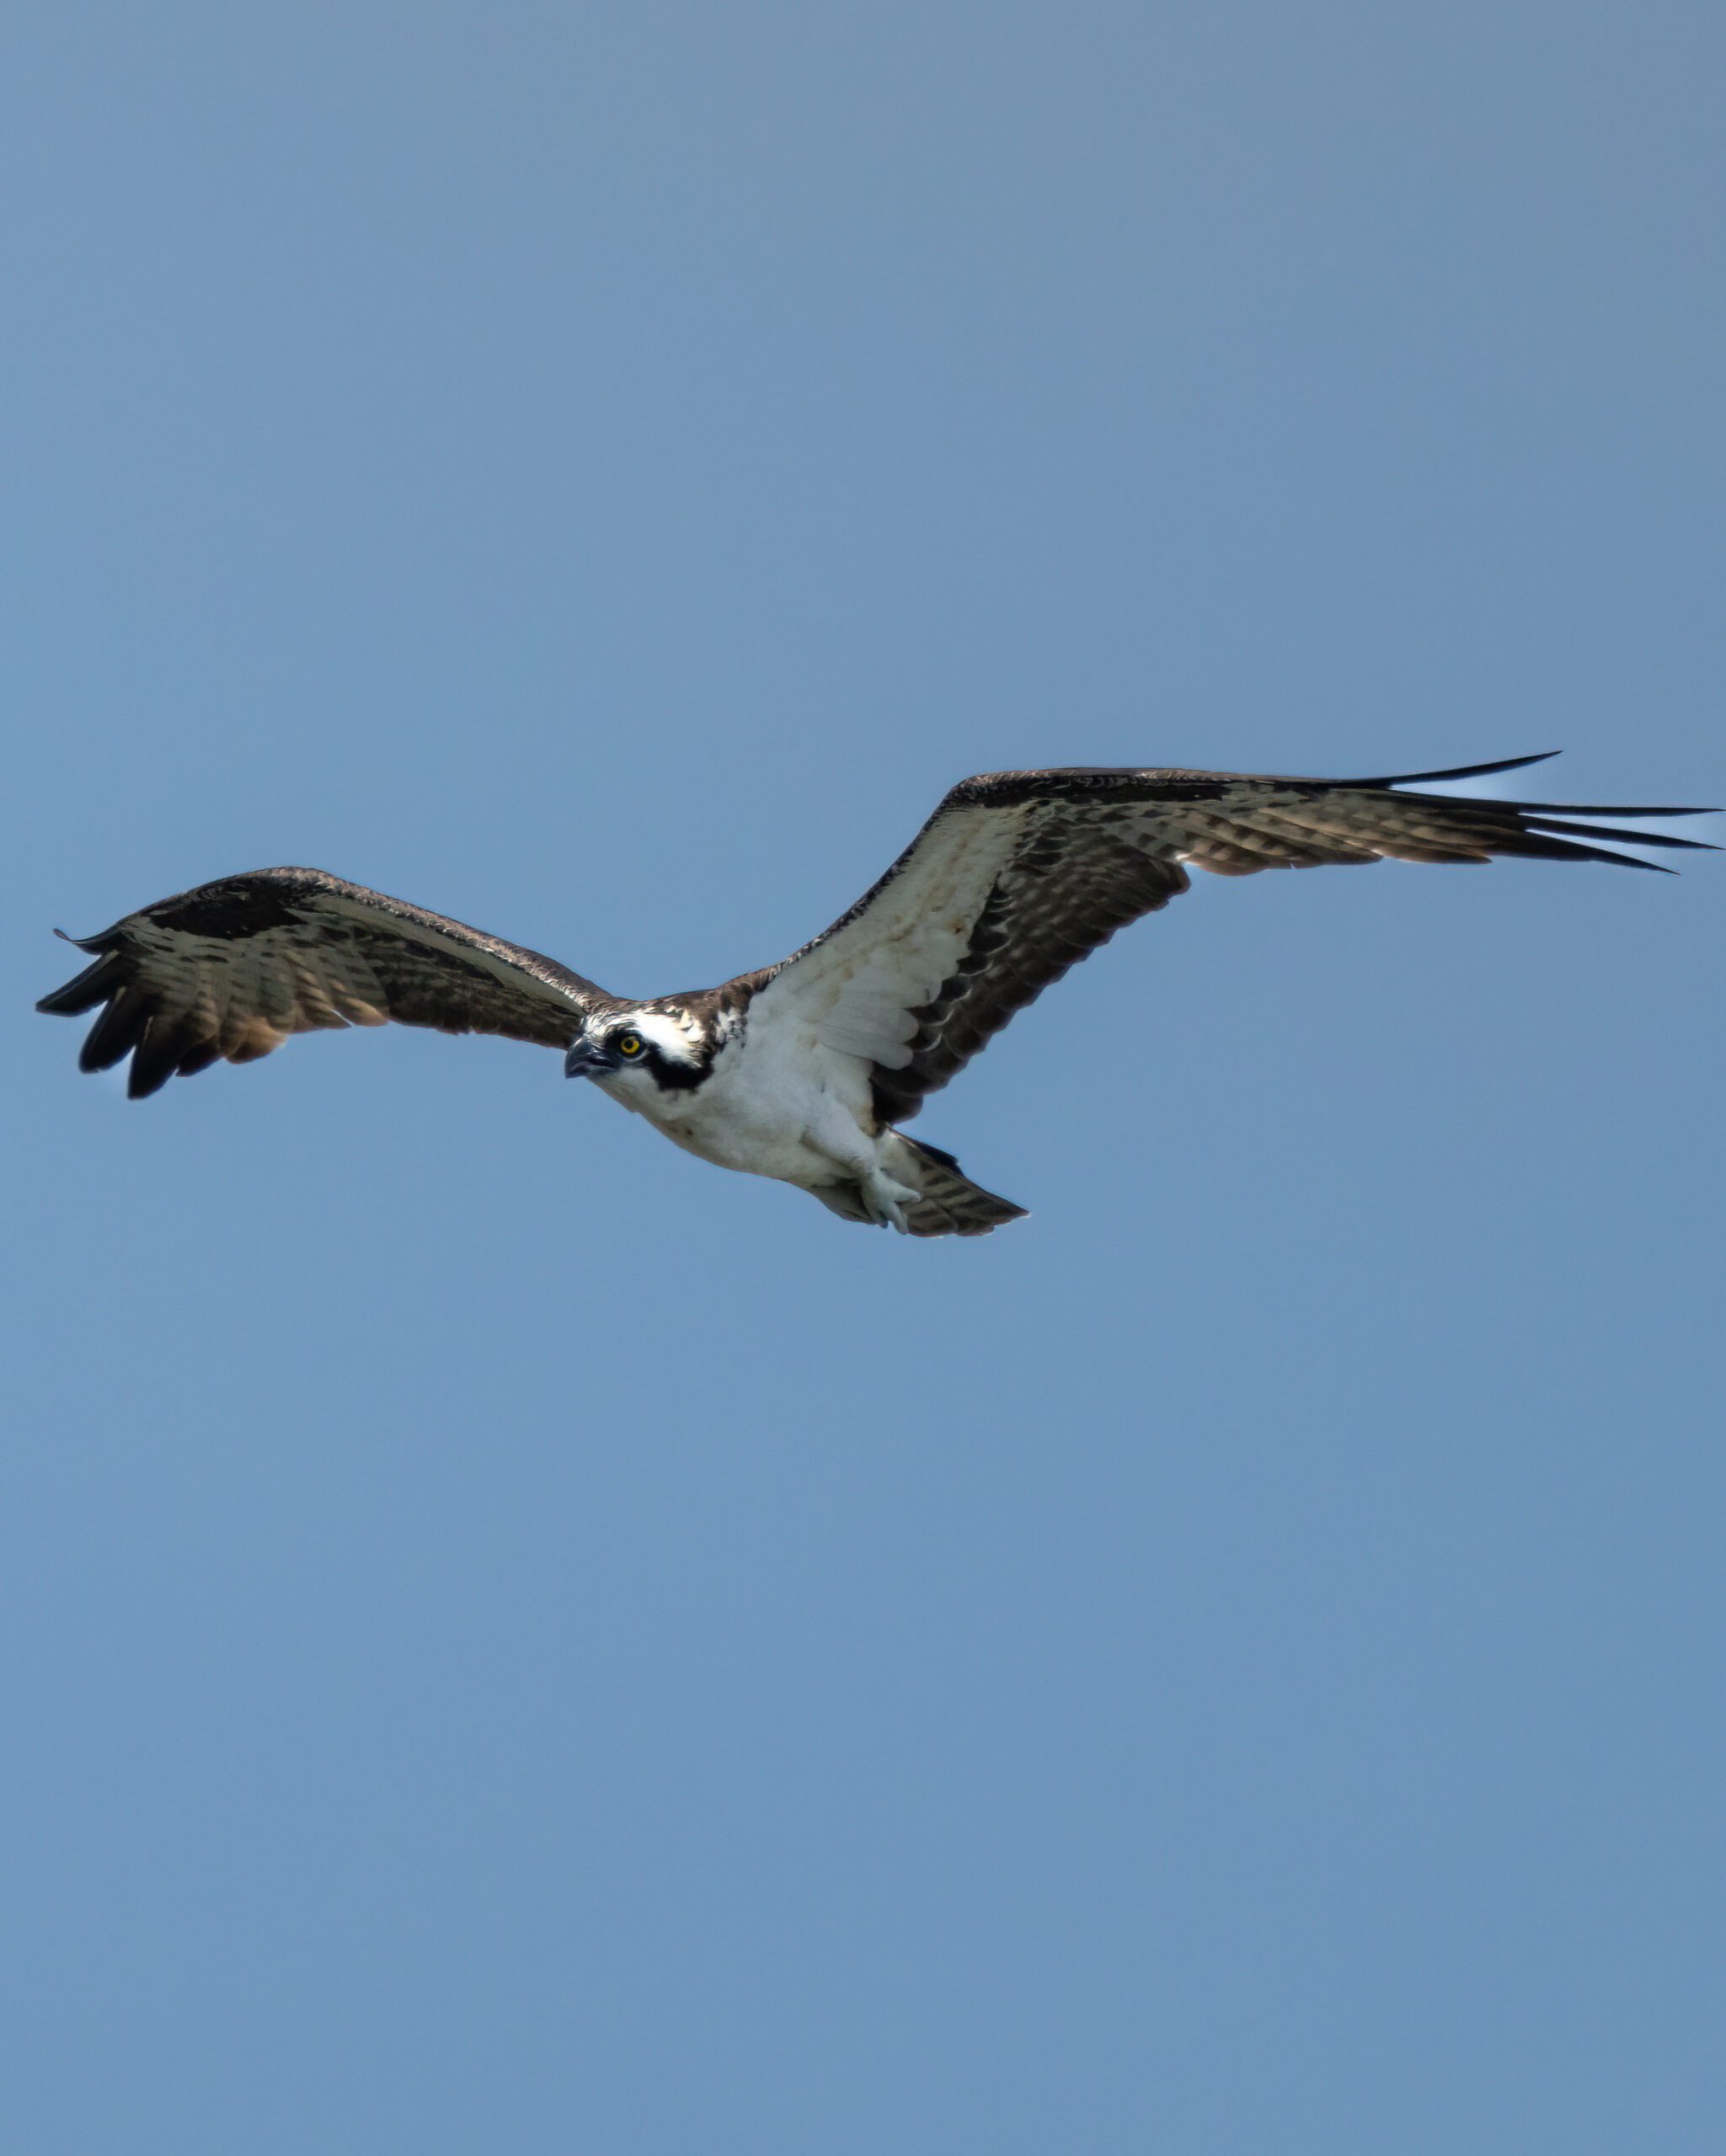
left=564, top=1008, right=708, bottom=1102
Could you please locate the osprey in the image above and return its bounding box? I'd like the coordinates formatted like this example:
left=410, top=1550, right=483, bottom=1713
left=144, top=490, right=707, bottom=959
left=38, top=755, right=1713, bottom=1237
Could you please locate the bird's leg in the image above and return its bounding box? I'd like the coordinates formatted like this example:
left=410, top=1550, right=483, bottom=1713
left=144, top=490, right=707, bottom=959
left=858, top=1166, right=922, bottom=1234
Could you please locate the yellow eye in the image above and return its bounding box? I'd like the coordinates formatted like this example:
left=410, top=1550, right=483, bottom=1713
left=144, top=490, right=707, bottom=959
left=617, top=1033, right=644, bottom=1059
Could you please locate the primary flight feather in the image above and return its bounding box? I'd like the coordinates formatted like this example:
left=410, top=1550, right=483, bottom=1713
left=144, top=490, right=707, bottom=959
left=38, top=755, right=1713, bottom=1236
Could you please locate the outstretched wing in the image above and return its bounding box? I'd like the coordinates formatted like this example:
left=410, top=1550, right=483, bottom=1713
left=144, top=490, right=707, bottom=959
left=751, top=755, right=1716, bottom=1124
left=37, top=867, right=618, bottom=1098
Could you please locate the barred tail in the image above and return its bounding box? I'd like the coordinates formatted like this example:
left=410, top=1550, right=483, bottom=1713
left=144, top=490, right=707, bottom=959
left=896, top=1136, right=1028, bottom=1238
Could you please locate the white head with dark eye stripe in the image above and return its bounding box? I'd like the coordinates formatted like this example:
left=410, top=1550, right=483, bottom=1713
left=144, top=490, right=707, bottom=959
left=564, top=1009, right=709, bottom=1098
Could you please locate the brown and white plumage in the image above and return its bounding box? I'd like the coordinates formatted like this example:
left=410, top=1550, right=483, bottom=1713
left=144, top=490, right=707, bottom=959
left=750, top=753, right=1713, bottom=1129
left=36, top=867, right=622, bottom=1096
left=38, top=755, right=1714, bottom=1236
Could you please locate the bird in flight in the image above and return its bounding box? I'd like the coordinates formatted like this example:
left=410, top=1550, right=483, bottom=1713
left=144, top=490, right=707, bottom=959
left=39, top=755, right=1712, bottom=1236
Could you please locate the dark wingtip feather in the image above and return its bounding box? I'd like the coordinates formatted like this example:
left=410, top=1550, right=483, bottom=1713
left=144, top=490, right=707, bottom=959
left=77, top=990, right=150, bottom=1071
left=1508, top=803, right=1719, bottom=819
left=38, top=953, right=123, bottom=1017
left=1372, top=751, right=1563, bottom=787
left=1521, top=816, right=1718, bottom=852
left=1354, top=753, right=1718, bottom=870
left=38, top=925, right=128, bottom=1016
left=174, top=1039, right=223, bottom=1080
left=1576, top=848, right=1675, bottom=873
left=126, top=1060, right=177, bottom=1100
left=1526, top=837, right=1675, bottom=872
left=125, top=1021, right=181, bottom=1099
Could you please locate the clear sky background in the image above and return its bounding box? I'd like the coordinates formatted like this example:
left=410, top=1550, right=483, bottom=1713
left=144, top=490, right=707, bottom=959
left=3, top=5, right=1722, bottom=2152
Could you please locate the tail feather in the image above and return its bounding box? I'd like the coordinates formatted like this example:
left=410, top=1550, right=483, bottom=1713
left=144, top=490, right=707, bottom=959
left=897, top=1136, right=1027, bottom=1238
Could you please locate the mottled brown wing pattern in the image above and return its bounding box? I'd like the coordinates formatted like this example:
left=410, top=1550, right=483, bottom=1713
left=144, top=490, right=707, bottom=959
left=37, top=867, right=617, bottom=1098
left=868, top=816, right=1190, bottom=1121
left=765, top=756, right=1714, bottom=1126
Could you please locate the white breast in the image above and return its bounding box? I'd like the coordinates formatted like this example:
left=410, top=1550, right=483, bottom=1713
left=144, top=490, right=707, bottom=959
left=609, top=1003, right=879, bottom=1191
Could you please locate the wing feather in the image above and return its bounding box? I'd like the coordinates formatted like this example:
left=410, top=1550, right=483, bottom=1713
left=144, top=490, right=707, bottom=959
left=752, top=757, right=1715, bottom=1124
left=38, top=867, right=616, bottom=1099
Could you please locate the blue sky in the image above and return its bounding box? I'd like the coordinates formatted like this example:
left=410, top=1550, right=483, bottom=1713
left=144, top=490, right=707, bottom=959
left=4, top=5, right=1723, bottom=2151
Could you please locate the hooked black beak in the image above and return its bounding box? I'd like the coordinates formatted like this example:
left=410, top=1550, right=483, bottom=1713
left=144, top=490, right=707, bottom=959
left=564, top=1038, right=604, bottom=1080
